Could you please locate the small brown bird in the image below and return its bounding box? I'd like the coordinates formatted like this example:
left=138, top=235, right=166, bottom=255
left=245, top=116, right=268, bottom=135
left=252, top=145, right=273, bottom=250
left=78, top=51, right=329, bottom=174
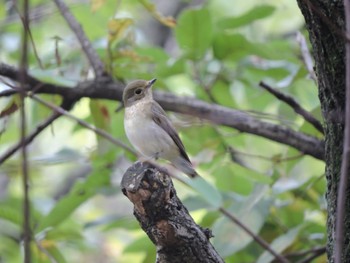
left=123, top=79, right=198, bottom=177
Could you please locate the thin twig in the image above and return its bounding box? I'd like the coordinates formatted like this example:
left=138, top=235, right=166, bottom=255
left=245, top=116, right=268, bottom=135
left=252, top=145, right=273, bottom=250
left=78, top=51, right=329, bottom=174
left=53, top=0, right=105, bottom=77
left=218, top=207, right=290, bottom=263
left=0, top=100, right=73, bottom=165
left=29, top=94, right=136, bottom=155
left=334, top=1, right=350, bottom=262
left=259, top=81, right=324, bottom=134
left=296, top=31, right=317, bottom=83
left=297, top=246, right=326, bottom=263
left=19, top=0, right=31, bottom=261
left=284, top=246, right=326, bottom=258
left=228, top=146, right=304, bottom=163
left=14, top=3, right=43, bottom=69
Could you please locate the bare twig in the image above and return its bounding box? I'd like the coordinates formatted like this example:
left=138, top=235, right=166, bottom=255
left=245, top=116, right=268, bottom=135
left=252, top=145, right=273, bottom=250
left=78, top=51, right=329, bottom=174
left=218, top=207, right=289, bottom=263
left=0, top=63, right=325, bottom=160
left=228, top=146, right=304, bottom=163
left=14, top=3, right=43, bottom=69
left=19, top=0, right=31, bottom=261
left=296, top=31, right=317, bottom=82
left=259, top=81, right=324, bottom=134
left=53, top=0, right=105, bottom=77
left=297, top=246, right=326, bottom=263
left=0, top=99, right=74, bottom=165
left=29, top=94, right=136, bottom=155
left=334, top=1, right=350, bottom=262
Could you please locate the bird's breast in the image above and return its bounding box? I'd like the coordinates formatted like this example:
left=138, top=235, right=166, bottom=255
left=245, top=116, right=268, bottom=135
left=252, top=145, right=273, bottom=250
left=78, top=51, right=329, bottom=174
left=124, top=101, right=177, bottom=159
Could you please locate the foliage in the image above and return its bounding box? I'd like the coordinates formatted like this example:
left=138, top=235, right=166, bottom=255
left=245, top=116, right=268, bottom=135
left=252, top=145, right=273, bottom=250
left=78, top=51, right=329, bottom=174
left=0, top=0, right=326, bottom=262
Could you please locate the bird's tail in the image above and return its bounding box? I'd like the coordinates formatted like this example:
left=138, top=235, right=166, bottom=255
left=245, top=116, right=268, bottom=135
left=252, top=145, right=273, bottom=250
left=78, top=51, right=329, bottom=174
left=171, top=156, right=198, bottom=178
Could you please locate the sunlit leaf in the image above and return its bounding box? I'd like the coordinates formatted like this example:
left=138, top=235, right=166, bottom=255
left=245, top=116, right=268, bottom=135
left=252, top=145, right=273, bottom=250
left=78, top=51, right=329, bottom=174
left=213, top=199, right=272, bottom=257
left=36, top=159, right=111, bottom=233
left=183, top=176, right=223, bottom=208
left=138, top=0, right=176, bottom=28
left=256, top=226, right=302, bottom=263
left=175, top=8, right=212, bottom=60
left=108, top=18, right=134, bottom=44
left=91, top=0, right=106, bottom=12
left=217, top=5, right=275, bottom=29
left=90, top=100, right=112, bottom=154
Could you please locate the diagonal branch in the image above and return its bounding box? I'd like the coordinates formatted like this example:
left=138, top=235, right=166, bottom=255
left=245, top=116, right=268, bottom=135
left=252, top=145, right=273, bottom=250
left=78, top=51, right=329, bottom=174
left=0, top=99, right=75, bottom=165
left=53, top=0, right=106, bottom=77
left=0, top=63, right=325, bottom=160
left=29, top=94, right=136, bottom=155
left=259, top=81, right=324, bottom=134
left=218, top=207, right=289, bottom=263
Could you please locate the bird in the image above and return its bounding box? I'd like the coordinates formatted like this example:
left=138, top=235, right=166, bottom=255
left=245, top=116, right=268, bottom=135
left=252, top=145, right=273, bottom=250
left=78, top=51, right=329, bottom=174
left=123, top=78, right=198, bottom=177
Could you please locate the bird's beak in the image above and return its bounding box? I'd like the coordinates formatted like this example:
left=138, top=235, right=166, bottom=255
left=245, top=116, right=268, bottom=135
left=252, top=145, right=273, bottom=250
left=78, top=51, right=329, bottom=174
left=146, top=78, right=157, bottom=89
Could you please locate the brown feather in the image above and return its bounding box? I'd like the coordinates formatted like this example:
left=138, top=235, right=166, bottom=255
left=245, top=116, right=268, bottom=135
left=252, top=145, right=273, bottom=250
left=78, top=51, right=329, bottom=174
left=151, top=102, right=192, bottom=164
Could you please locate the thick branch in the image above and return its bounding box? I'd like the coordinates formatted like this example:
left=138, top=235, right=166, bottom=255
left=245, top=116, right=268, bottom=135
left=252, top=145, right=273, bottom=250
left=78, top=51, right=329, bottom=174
left=0, top=63, right=325, bottom=160
left=121, top=162, right=224, bottom=263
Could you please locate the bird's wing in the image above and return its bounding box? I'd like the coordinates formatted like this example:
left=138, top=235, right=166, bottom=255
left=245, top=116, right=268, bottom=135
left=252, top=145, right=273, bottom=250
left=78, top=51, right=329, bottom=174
left=151, top=102, right=191, bottom=163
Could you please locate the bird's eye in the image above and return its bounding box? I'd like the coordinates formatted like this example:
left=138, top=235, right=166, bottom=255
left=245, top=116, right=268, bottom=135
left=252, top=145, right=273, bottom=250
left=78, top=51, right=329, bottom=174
left=135, top=89, right=142, bottom=95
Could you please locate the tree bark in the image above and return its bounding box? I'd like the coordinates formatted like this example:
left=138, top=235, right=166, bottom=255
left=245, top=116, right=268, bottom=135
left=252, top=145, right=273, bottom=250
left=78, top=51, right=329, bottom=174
left=296, top=0, right=348, bottom=261
left=120, top=162, right=224, bottom=263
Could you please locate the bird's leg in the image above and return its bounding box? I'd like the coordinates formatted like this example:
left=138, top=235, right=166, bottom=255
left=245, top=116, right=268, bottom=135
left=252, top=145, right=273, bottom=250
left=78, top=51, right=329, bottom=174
left=138, top=152, right=160, bottom=163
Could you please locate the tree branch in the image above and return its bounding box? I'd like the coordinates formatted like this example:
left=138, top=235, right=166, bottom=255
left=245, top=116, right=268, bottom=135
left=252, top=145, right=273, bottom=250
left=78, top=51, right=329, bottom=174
left=19, top=0, right=31, bottom=261
left=218, top=207, right=289, bottom=263
left=259, top=81, right=324, bottom=134
left=29, top=94, right=136, bottom=155
left=0, top=99, right=75, bottom=165
left=0, top=63, right=325, bottom=160
left=53, top=0, right=106, bottom=77
left=121, top=162, right=224, bottom=263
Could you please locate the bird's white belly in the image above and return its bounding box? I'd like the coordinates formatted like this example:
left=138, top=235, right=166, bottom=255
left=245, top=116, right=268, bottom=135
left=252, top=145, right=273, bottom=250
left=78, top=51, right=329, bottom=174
left=124, top=109, right=176, bottom=159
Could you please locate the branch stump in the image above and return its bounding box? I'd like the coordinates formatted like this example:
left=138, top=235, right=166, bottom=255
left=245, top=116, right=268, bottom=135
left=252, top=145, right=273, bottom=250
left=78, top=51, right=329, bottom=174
left=121, top=162, right=224, bottom=263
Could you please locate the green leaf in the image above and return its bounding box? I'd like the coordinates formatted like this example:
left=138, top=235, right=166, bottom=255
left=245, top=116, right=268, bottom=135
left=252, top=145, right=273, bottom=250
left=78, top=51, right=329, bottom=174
left=90, top=100, right=112, bottom=154
left=0, top=205, right=22, bottom=226
left=124, top=235, right=152, bottom=252
left=175, top=8, right=212, bottom=60
left=213, top=199, right=271, bottom=257
left=256, top=226, right=302, bottom=263
left=36, top=162, right=111, bottom=233
left=213, top=33, right=250, bottom=60
left=183, top=176, right=223, bottom=208
left=45, top=245, right=68, bottom=263
left=217, top=5, right=275, bottom=29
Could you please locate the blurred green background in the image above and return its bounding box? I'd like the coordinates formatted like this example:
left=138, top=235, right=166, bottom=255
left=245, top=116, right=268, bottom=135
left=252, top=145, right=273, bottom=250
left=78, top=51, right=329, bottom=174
left=0, top=0, right=326, bottom=262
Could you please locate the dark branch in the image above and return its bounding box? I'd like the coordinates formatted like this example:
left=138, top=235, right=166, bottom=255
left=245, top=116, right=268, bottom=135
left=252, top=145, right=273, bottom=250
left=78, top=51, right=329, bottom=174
left=259, top=81, right=324, bottom=134
left=0, top=63, right=325, bottom=160
left=121, top=162, right=224, bottom=263
left=19, top=0, right=31, bottom=261
left=53, top=0, right=106, bottom=77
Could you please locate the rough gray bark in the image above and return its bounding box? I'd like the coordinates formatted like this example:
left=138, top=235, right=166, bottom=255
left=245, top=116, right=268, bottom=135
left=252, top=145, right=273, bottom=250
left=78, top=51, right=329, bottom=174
left=120, top=162, right=224, bottom=263
left=296, top=0, right=348, bottom=261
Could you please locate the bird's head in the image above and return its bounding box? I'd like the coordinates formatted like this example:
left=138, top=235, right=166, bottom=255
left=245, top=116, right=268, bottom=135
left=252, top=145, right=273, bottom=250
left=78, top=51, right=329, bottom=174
left=122, top=78, right=157, bottom=107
